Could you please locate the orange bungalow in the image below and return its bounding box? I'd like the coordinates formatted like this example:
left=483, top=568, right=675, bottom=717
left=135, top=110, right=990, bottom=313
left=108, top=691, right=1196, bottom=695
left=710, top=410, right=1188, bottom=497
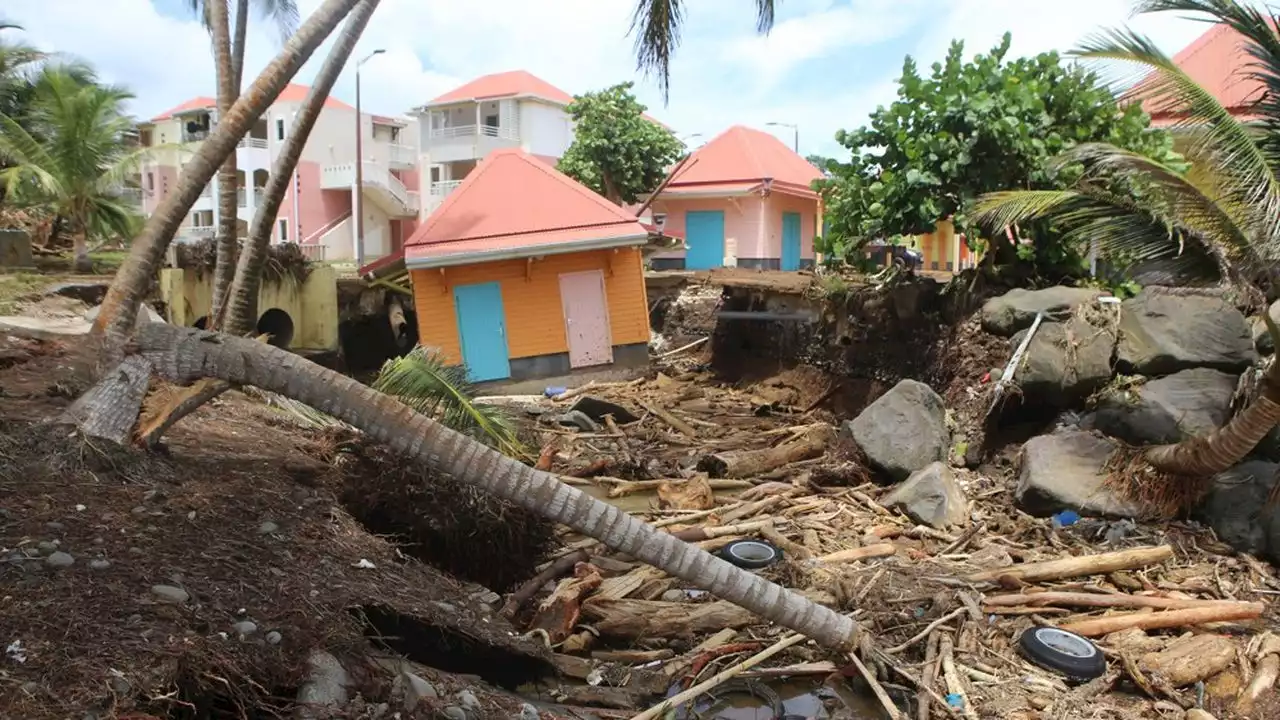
left=402, top=148, right=653, bottom=383
left=645, top=125, right=824, bottom=271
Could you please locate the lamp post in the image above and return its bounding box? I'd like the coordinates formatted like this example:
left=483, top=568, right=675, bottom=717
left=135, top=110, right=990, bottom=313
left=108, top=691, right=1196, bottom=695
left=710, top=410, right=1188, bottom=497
left=354, top=48, right=384, bottom=269
left=766, top=121, right=798, bottom=153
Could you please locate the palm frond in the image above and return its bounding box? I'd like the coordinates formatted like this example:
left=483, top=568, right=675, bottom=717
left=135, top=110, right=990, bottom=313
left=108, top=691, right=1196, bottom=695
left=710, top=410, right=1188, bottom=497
left=972, top=189, right=1084, bottom=229
left=254, top=0, right=300, bottom=42
left=1072, top=26, right=1280, bottom=250
left=373, top=347, right=527, bottom=459
left=630, top=0, right=775, bottom=102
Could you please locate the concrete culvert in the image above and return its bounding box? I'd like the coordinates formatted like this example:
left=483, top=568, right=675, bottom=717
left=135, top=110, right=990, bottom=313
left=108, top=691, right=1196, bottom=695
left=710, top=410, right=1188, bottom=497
left=256, top=308, right=295, bottom=349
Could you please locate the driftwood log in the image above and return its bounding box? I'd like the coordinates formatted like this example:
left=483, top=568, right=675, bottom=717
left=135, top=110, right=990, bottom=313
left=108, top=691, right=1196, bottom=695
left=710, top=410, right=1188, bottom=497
left=1059, top=602, right=1265, bottom=637
left=697, top=424, right=832, bottom=478
left=965, top=545, right=1174, bottom=584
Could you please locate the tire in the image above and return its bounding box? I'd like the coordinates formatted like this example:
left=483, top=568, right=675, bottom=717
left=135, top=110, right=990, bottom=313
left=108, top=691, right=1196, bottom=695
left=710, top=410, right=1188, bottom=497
left=1017, top=627, right=1106, bottom=682
left=718, top=539, right=782, bottom=570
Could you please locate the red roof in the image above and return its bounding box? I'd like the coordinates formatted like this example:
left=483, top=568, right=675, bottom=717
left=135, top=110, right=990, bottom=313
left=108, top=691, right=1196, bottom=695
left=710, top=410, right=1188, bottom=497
left=149, top=84, right=353, bottom=122
left=1133, top=23, right=1266, bottom=125
left=429, top=70, right=574, bottom=106
left=404, top=148, right=649, bottom=267
left=663, top=125, right=822, bottom=197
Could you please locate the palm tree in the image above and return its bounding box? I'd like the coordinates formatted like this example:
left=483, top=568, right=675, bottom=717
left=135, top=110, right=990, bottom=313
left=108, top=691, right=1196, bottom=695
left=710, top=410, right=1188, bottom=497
left=134, top=0, right=380, bottom=446
left=975, top=0, right=1280, bottom=487
left=118, top=321, right=862, bottom=650
left=630, top=0, right=776, bottom=99
left=185, top=0, right=300, bottom=327
left=0, top=70, right=146, bottom=271
left=90, top=0, right=361, bottom=342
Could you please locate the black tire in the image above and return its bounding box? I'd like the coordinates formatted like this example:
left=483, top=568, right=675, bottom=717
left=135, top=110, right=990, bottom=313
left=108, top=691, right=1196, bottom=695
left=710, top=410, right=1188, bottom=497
left=1017, top=627, right=1106, bottom=682
left=718, top=539, right=782, bottom=570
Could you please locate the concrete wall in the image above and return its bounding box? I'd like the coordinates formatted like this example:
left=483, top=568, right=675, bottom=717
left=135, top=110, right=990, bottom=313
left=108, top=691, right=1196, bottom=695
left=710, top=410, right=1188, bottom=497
left=649, top=195, right=764, bottom=264
left=157, top=264, right=339, bottom=352
left=519, top=100, right=574, bottom=158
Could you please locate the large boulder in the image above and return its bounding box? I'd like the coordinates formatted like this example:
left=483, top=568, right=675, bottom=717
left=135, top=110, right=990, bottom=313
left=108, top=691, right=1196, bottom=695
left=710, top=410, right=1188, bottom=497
left=1196, top=460, right=1280, bottom=564
left=1093, top=368, right=1237, bottom=445
left=1011, top=316, right=1116, bottom=406
left=981, top=286, right=1104, bottom=337
left=1117, top=293, right=1254, bottom=376
left=841, top=379, right=948, bottom=483
left=880, top=461, right=969, bottom=529
left=1015, top=431, right=1141, bottom=517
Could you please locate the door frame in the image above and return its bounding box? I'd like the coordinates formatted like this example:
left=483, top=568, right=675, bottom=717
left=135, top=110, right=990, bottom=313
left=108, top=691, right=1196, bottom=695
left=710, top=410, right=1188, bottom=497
left=558, top=269, right=614, bottom=368
left=452, top=281, right=511, bottom=382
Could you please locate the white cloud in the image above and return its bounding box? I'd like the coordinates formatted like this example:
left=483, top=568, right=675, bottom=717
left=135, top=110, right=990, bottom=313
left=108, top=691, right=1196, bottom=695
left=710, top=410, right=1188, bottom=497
left=3, top=0, right=1226, bottom=155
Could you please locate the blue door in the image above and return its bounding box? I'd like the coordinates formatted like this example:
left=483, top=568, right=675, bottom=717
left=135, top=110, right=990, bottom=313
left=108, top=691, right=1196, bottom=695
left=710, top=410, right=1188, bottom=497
left=453, top=281, right=511, bottom=382
left=685, top=210, right=725, bottom=270
left=781, top=212, right=802, bottom=271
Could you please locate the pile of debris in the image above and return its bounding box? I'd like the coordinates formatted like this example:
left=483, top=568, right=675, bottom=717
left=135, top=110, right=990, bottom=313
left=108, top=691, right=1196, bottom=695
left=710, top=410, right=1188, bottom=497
left=489, top=359, right=1280, bottom=719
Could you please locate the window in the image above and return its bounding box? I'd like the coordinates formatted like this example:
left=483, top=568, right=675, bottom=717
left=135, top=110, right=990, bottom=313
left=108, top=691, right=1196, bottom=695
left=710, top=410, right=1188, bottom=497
left=145, top=172, right=154, bottom=191
left=275, top=118, right=285, bottom=141
left=484, top=114, right=499, bottom=127
left=653, top=213, right=667, bottom=230
left=390, top=127, right=400, bottom=142
left=278, top=219, right=289, bottom=243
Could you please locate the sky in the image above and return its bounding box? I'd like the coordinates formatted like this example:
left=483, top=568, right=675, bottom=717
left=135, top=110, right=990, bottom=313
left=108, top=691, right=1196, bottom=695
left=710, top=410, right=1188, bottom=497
left=6, top=0, right=1221, bottom=158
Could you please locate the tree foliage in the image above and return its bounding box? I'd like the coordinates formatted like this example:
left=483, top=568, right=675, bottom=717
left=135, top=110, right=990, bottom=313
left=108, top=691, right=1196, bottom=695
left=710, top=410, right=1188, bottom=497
left=557, top=81, right=682, bottom=205
left=817, top=32, right=1178, bottom=267
left=975, top=0, right=1280, bottom=301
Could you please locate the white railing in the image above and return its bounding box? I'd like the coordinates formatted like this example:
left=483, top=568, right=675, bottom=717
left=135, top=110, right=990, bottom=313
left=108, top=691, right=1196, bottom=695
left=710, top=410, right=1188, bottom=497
left=301, top=212, right=352, bottom=245
left=321, top=162, right=418, bottom=214
left=236, top=188, right=247, bottom=208
left=282, top=241, right=326, bottom=261
left=428, top=123, right=518, bottom=141
left=182, top=130, right=209, bottom=143
left=116, top=188, right=144, bottom=205
left=238, top=136, right=268, bottom=149
left=388, top=143, right=416, bottom=166
left=430, top=180, right=463, bottom=197
left=190, top=226, right=215, bottom=237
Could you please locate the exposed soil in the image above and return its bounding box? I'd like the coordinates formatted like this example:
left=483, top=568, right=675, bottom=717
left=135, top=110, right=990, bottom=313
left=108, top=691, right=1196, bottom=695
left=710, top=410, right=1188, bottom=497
left=0, top=340, right=556, bottom=720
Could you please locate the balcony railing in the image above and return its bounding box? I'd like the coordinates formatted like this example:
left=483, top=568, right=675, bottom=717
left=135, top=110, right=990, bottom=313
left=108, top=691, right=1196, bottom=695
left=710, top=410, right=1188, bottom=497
left=429, top=180, right=463, bottom=197
left=282, top=241, right=326, bottom=262
left=182, top=130, right=209, bottom=143
left=428, top=123, right=518, bottom=141
left=388, top=143, right=416, bottom=166
left=238, top=137, right=268, bottom=149
left=190, top=226, right=215, bottom=237
left=253, top=188, right=265, bottom=205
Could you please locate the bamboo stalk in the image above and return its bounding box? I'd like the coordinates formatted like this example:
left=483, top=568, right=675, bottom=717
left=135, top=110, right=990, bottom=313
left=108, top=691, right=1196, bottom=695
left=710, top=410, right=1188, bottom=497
left=965, top=545, right=1174, bottom=584
left=630, top=632, right=809, bottom=720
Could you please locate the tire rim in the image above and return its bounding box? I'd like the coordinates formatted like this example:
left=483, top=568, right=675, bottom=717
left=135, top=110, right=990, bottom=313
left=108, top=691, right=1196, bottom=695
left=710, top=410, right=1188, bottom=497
left=1034, top=628, right=1097, bottom=658
left=727, top=541, right=777, bottom=564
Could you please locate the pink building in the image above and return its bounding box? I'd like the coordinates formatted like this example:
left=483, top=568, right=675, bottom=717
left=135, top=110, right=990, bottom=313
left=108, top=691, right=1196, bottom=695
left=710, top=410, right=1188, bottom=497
left=136, top=83, right=420, bottom=263
left=644, top=126, right=823, bottom=271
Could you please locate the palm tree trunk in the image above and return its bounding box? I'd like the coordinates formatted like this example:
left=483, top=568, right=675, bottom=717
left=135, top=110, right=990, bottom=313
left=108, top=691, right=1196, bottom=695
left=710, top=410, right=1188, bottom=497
left=89, top=0, right=362, bottom=346
left=209, top=0, right=240, bottom=328
left=222, top=0, right=379, bottom=335
left=72, top=228, right=92, bottom=273
left=230, top=0, right=249, bottom=90
left=1142, top=316, right=1280, bottom=476
left=139, top=0, right=381, bottom=447
left=118, top=322, right=860, bottom=650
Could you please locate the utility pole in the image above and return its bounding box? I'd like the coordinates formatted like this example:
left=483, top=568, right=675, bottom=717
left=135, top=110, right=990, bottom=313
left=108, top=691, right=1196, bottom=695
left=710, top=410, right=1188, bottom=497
left=353, top=48, right=384, bottom=269
left=767, top=121, right=798, bottom=153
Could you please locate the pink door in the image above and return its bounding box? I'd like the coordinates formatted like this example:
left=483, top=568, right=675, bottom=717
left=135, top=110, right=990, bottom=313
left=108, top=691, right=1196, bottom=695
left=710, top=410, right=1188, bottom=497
left=559, top=270, right=613, bottom=368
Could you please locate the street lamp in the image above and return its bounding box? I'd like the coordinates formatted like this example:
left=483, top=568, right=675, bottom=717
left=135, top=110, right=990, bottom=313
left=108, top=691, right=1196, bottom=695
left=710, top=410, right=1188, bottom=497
left=354, top=48, right=384, bottom=269
left=766, top=122, right=798, bottom=153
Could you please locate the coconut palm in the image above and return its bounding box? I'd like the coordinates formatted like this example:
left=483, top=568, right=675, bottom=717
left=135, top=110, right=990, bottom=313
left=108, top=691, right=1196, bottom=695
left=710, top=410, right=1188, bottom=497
left=630, top=0, right=775, bottom=99
left=975, top=0, right=1280, bottom=485
left=0, top=70, right=147, bottom=270
left=91, top=0, right=361, bottom=342
left=186, top=0, right=300, bottom=327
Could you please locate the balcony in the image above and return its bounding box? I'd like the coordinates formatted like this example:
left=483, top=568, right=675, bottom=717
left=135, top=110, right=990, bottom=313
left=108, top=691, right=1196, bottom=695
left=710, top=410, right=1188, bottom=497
left=189, top=226, right=215, bottom=238
left=426, top=123, right=519, bottom=163
left=182, top=129, right=209, bottom=144
left=320, top=161, right=419, bottom=218
left=387, top=143, right=416, bottom=170
left=238, top=137, right=268, bottom=149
